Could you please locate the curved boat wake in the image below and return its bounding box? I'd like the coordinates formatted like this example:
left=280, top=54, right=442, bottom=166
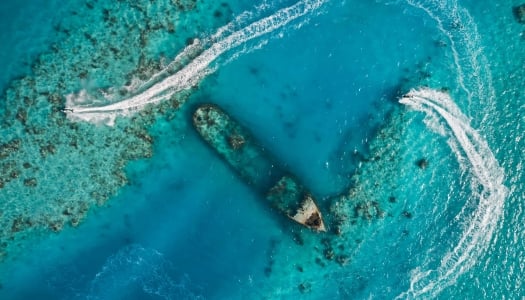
left=64, top=0, right=326, bottom=126
left=398, top=88, right=507, bottom=299
left=405, top=0, right=496, bottom=122
left=396, top=0, right=507, bottom=297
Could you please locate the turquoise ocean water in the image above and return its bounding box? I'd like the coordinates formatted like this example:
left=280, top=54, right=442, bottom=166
left=0, top=0, right=523, bottom=299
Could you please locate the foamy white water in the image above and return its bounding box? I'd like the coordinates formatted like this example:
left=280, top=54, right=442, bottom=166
left=65, top=0, right=326, bottom=126
left=405, top=0, right=495, bottom=122
left=398, top=87, right=507, bottom=299
left=396, top=0, right=504, bottom=297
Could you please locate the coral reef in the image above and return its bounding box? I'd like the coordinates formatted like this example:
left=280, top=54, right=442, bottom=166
left=0, top=0, right=228, bottom=262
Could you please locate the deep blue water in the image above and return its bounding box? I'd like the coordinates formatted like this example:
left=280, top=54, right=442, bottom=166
left=0, top=0, right=524, bottom=299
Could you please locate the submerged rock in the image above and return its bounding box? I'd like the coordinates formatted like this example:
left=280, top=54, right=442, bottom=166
left=0, top=139, right=21, bottom=159
left=23, top=178, right=38, bottom=187
left=48, top=220, right=64, bottom=232
left=513, top=4, right=525, bottom=23
left=402, top=211, right=413, bottom=219
left=336, top=254, right=350, bottom=266
left=323, top=248, right=335, bottom=260
left=415, top=158, right=428, bottom=169
left=11, top=216, right=33, bottom=233
left=172, top=0, right=197, bottom=11
left=298, top=282, right=312, bottom=294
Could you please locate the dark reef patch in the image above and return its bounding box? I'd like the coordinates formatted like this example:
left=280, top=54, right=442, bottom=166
left=513, top=4, right=525, bottom=23
left=416, top=158, right=428, bottom=169
left=0, top=0, right=229, bottom=262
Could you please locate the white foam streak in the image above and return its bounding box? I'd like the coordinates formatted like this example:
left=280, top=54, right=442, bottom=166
left=405, top=0, right=495, bottom=121
left=398, top=88, right=507, bottom=299
left=65, top=0, right=326, bottom=125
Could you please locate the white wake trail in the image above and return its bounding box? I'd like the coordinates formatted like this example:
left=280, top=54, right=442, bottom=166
left=65, top=0, right=326, bottom=126
left=396, top=0, right=504, bottom=297
left=405, top=0, right=495, bottom=121
left=398, top=87, right=507, bottom=299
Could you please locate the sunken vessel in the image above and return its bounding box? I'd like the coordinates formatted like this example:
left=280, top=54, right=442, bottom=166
left=193, top=104, right=326, bottom=232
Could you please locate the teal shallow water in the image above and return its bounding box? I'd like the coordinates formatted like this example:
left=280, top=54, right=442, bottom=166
left=0, top=0, right=524, bottom=299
